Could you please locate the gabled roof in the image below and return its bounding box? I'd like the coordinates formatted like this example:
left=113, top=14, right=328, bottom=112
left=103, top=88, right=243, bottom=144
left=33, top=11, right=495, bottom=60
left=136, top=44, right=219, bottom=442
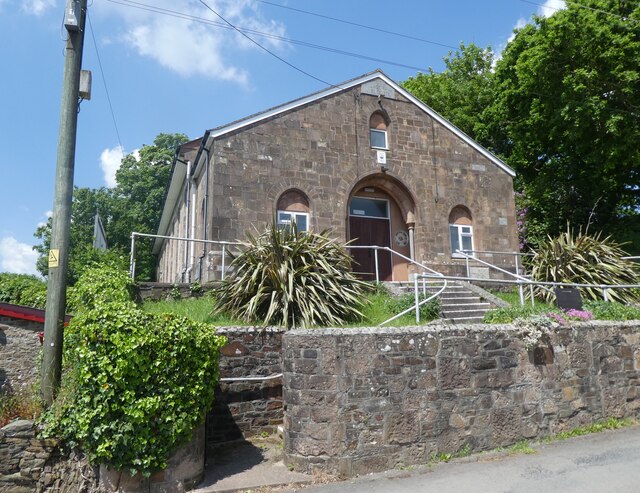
left=200, top=69, right=514, bottom=177
left=155, top=70, right=514, bottom=247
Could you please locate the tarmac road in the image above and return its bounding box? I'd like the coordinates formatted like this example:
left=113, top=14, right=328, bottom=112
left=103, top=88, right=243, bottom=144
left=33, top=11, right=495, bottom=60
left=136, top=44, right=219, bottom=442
left=292, top=425, right=640, bottom=493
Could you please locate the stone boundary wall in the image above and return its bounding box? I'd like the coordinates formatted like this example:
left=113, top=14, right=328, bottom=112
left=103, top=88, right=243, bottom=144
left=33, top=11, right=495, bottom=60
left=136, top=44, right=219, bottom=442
left=0, top=419, right=98, bottom=493
left=135, top=282, right=217, bottom=302
left=283, top=322, right=640, bottom=477
left=0, top=317, right=43, bottom=395
left=207, top=327, right=284, bottom=447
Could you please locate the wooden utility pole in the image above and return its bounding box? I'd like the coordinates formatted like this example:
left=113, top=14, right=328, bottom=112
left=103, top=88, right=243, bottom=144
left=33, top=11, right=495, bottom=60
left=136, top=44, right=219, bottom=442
left=42, top=0, right=88, bottom=405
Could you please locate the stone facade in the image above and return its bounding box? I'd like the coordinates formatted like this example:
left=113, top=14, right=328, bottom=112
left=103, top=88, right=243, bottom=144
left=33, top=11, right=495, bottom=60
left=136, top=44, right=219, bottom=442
left=207, top=328, right=284, bottom=446
left=0, top=420, right=98, bottom=493
left=282, top=322, right=640, bottom=477
left=155, top=71, right=519, bottom=283
left=0, top=317, right=43, bottom=395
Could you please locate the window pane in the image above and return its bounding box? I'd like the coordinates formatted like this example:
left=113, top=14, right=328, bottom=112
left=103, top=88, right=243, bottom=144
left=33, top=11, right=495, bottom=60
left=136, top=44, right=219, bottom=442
left=349, top=197, right=388, bottom=218
left=370, top=129, right=387, bottom=149
left=461, top=235, right=472, bottom=252
left=295, top=213, right=308, bottom=232
left=449, top=225, right=460, bottom=253
left=461, top=226, right=472, bottom=234
left=278, top=212, right=291, bottom=223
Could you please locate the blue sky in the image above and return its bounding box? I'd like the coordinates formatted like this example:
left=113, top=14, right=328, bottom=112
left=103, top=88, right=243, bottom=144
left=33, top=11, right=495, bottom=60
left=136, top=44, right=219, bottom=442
left=0, top=0, right=564, bottom=276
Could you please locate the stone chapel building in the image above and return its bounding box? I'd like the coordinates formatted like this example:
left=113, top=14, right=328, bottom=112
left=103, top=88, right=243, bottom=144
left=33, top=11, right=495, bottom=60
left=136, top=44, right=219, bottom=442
left=153, top=70, right=519, bottom=283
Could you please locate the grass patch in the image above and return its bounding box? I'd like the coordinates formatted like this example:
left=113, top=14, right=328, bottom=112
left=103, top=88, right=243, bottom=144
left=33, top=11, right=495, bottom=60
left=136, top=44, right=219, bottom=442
left=583, top=301, right=640, bottom=321
left=0, top=392, right=42, bottom=428
left=352, top=289, right=441, bottom=327
left=506, top=440, right=536, bottom=455
left=428, top=443, right=471, bottom=465
left=483, top=302, right=556, bottom=323
left=141, top=294, right=247, bottom=326
left=143, top=284, right=441, bottom=328
left=544, top=417, right=635, bottom=442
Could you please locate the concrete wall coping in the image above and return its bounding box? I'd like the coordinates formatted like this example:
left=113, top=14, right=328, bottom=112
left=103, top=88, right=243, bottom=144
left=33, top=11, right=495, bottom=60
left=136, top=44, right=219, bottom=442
left=286, top=320, right=640, bottom=337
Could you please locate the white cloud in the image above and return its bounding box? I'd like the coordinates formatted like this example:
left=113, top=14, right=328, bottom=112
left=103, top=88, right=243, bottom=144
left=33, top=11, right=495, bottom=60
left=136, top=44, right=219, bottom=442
left=0, top=237, right=39, bottom=276
left=37, top=210, right=53, bottom=229
left=507, top=17, right=528, bottom=45
left=100, top=145, right=124, bottom=187
left=497, top=0, right=566, bottom=58
left=100, top=0, right=286, bottom=83
left=537, top=0, right=566, bottom=18
left=22, top=0, right=56, bottom=16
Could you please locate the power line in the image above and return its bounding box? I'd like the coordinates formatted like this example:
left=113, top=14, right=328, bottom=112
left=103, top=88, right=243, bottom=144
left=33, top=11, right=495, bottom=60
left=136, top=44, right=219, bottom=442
left=519, top=0, right=639, bottom=25
left=87, top=10, right=123, bottom=150
left=196, top=0, right=333, bottom=87
left=256, top=0, right=459, bottom=50
left=106, top=0, right=431, bottom=73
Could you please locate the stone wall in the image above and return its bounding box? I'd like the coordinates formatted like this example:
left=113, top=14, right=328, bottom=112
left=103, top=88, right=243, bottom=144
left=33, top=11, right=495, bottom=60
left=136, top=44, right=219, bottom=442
left=283, top=322, right=640, bottom=477
left=0, top=420, right=98, bottom=493
left=207, top=327, right=284, bottom=446
left=0, top=317, right=43, bottom=395
left=134, top=282, right=217, bottom=302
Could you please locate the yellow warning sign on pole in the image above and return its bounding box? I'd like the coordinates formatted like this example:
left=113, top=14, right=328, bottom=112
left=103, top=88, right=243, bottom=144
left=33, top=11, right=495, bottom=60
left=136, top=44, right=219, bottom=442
left=48, top=249, right=59, bottom=268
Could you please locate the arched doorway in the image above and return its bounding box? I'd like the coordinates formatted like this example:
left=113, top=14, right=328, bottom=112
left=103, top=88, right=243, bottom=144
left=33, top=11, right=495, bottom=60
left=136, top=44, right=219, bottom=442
left=347, top=175, right=416, bottom=282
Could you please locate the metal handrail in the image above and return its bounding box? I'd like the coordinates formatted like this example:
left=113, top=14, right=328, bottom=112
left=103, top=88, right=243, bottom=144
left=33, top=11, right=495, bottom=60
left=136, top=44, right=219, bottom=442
left=133, top=233, right=449, bottom=325
left=454, top=249, right=548, bottom=306
left=130, top=231, right=242, bottom=280
left=344, top=245, right=447, bottom=326
left=416, top=272, right=640, bottom=303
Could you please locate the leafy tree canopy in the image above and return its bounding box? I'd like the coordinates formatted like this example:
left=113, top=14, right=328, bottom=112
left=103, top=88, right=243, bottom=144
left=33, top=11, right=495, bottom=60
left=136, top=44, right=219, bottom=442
left=491, top=0, right=640, bottom=247
left=402, top=43, right=497, bottom=144
left=34, top=133, right=188, bottom=282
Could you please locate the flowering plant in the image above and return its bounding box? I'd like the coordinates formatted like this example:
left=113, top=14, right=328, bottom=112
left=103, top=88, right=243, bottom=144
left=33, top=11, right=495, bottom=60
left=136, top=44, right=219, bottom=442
left=514, top=315, right=558, bottom=350
left=564, top=308, right=593, bottom=321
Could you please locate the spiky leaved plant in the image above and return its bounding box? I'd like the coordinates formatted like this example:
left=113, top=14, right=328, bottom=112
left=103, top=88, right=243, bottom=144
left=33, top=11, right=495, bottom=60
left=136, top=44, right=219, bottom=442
left=530, top=226, right=640, bottom=303
left=213, top=222, right=370, bottom=329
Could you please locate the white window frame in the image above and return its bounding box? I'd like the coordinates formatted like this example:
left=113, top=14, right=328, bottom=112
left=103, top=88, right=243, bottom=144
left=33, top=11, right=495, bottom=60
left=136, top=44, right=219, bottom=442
left=370, top=128, right=388, bottom=150
left=277, top=210, right=309, bottom=232
left=449, top=224, right=474, bottom=258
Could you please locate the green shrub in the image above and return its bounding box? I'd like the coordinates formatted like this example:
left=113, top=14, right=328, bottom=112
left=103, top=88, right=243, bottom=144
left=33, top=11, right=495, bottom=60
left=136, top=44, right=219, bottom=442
left=385, top=293, right=441, bottom=322
left=42, top=267, right=226, bottom=475
left=66, top=264, right=135, bottom=313
left=214, top=222, right=370, bottom=329
left=530, top=227, right=640, bottom=304
left=584, top=300, right=640, bottom=321
left=0, top=273, right=47, bottom=309
left=483, top=303, right=555, bottom=324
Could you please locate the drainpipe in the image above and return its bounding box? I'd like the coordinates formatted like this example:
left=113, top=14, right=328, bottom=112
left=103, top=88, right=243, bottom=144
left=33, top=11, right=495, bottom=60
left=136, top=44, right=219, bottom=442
left=198, top=131, right=211, bottom=281
left=183, top=159, right=192, bottom=282
left=173, top=149, right=191, bottom=283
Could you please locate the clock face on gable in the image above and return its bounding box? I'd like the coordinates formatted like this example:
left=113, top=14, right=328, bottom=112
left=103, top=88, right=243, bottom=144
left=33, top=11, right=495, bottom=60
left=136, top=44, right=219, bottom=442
left=394, top=230, right=409, bottom=247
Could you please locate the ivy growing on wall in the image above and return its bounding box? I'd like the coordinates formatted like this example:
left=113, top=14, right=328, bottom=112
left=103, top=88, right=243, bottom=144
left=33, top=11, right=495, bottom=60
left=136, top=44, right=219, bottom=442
left=42, top=264, right=226, bottom=475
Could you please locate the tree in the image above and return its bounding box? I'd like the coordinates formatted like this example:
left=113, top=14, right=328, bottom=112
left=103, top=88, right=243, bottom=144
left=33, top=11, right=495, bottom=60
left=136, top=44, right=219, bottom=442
left=110, top=133, right=189, bottom=280
left=491, top=0, right=640, bottom=249
left=402, top=43, right=497, bottom=144
left=34, top=187, right=119, bottom=283
left=34, top=133, right=188, bottom=282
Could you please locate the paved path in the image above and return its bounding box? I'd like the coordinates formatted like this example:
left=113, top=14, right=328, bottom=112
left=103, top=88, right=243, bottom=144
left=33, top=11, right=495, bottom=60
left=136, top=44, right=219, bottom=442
left=291, top=425, right=640, bottom=493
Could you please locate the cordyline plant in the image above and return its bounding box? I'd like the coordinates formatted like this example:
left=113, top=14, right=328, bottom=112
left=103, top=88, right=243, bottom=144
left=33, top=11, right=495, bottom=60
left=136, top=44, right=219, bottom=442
left=530, top=226, right=640, bottom=304
left=214, top=222, right=370, bottom=329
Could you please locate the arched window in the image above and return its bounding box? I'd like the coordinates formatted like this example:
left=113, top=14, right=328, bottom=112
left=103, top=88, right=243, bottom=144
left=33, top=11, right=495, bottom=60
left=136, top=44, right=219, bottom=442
left=369, top=111, right=388, bottom=149
left=277, top=189, right=310, bottom=232
left=449, top=206, right=473, bottom=257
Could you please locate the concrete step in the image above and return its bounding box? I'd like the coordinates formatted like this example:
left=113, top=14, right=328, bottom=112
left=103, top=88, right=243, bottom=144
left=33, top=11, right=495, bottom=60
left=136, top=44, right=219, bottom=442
left=441, top=309, right=490, bottom=319
left=443, top=316, right=486, bottom=324
left=441, top=303, right=491, bottom=311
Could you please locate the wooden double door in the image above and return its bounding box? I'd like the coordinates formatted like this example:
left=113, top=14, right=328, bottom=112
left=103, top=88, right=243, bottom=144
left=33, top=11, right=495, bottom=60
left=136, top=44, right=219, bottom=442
left=348, top=215, right=392, bottom=281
